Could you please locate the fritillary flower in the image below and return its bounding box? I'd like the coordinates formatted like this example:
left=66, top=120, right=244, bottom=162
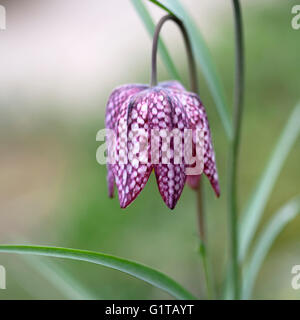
left=105, top=81, right=220, bottom=209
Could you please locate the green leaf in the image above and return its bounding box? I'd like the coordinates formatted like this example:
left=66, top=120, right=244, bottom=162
left=0, top=245, right=196, bottom=300
left=148, top=0, right=232, bottom=139
left=21, top=255, right=97, bottom=299
left=10, top=237, right=97, bottom=299
left=242, top=197, right=300, bottom=299
left=239, top=103, right=300, bottom=261
left=130, top=0, right=181, bottom=80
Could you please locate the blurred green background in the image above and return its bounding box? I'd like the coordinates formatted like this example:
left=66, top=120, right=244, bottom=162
left=0, top=0, right=299, bottom=299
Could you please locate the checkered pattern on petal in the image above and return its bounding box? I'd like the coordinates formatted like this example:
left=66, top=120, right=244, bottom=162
left=147, top=88, right=188, bottom=209
left=104, top=81, right=220, bottom=210
left=105, top=84, right=147, bottom=199
left=173, top=90, right=220, bottom=197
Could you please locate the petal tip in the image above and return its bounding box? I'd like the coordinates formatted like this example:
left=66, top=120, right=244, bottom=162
left=186, top=175, right=201, bottom=190
left=119, top=199, right=131, bottom=209
left=214, top=186, right=221, bottom=198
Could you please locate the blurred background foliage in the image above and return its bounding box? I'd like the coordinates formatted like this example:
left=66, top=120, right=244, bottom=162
left=0, top=0, right=299, bottom=299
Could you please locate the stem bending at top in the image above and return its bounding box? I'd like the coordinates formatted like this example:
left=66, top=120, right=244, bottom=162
left=151, top=14, right=213, bottom=298
left=228, top=0, right=245, bottom=300
left=151, top=14, right=198, bottom=92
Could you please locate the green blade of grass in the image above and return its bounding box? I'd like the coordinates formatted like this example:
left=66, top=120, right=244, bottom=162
left=22, top=255, right=98, bottom=300
left=10, top=237, right=97, bottom=299
left=0, top=245, right=196, bottom=300
left=239, top=103, right=300, bottom=261
left=224, top=102, right=300, bottom=300
left=130, top=0, right=181, bottom=80
left=242, top=197, right=300, bottom=299
left=148, top=0, right=232, bottom=139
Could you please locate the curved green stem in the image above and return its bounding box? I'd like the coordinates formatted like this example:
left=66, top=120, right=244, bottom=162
left=0, top=245, right=196, bottom=300
left=228, top=0, right=244, bottom=300
left=151, top=14, right=212, bottom=299
left=151, top=14, right=198, bottom=92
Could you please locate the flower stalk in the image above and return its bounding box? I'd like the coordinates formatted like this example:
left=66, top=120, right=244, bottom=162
left=151, top=15, right=198, bottom=92
left=151, top=14, right=212, bottom=299
left=105, top=13, right=220, bottom=298
left=228, top=0, right=244, bottom=300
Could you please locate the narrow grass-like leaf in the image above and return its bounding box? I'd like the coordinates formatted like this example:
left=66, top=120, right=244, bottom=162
left=0, top=245, right=196, bottom=300
left=10, top=237, right=97, bottom=299
left=148, top=0, right=174, bottom=15
left=239, top=103, right=300, bottom=261
left=130, top=0, right=180, bottom=80
left=22, top=255, right=97, bottom=299
left=148, top=0, right=232, bottom=139
left=242, top=197, right=300, bottom=299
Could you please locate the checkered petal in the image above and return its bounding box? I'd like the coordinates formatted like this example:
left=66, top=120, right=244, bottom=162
left=113, top=91, right=153, bottom=208
left=105, top=84, right=147, bottom=199
left=147, top=88, right=188, bottom=209
left=173, top=90, right=220, bottom=197
left=104, top=80, right=220, bottom=210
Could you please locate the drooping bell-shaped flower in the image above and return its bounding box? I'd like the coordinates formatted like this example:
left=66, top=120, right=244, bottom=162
left=104, top=14, right=220, bottom=209
left=105, top=81, right=220, bottom=209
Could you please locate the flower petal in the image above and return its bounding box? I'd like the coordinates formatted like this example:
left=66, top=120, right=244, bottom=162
left=154, top=164, right=186, bottom=209
left=174, top=91, right=220, bottom=197
left=105, top=84, right=147, bottom=203
left=107, top=164, right=115, bottom=198
left=186, top=175, right=201, bottom=190
left=119, top=91, right=153, bottom=208
left=105, top=84, right=148, bottom=131
left=147, top=88, right=188, bottom=209
left=113, top=90, right=154, bottom=208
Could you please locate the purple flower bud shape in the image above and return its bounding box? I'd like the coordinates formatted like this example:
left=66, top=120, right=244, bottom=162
left=105, top=81, right=220, bottom=209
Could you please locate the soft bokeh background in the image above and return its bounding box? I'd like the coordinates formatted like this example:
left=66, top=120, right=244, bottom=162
left=0, top=0, right=299, bottom=299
